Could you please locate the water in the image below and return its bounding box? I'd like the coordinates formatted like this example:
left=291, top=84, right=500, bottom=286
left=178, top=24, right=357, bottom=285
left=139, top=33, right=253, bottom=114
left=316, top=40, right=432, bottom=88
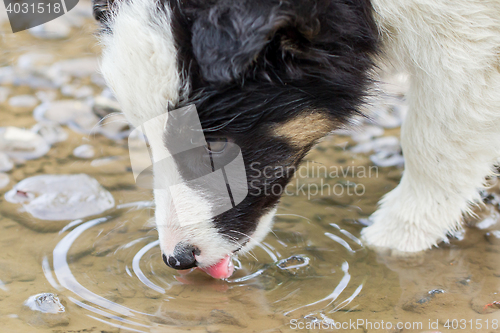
left=1, top=3, right=500, bottom=332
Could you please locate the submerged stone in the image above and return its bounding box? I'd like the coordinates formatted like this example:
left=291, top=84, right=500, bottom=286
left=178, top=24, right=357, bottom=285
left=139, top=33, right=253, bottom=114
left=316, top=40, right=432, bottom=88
left=8, top=95, right=38, bottom=108
left=31, top=122, right=68, bottom=145
left=0, top=173, right=9, bottom=189
left=0, top=152, right=14, bottom=172
left=0, top=86, right=9, bottom=103
left=34, top=100, right=94, bottom=124
left=277, top=255, right=310, bottom=270
left=73, top=144, right=95, bottom=159
left=5, top=174, right=115, bottom=220
left=21, top=293, right=68, bottom=327
left=0, top=127, right=50, bottom=160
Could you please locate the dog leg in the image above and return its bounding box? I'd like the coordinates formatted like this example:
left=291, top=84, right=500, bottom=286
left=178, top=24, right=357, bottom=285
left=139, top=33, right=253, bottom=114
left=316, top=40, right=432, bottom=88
left=362, top=1, right=500, bottom=252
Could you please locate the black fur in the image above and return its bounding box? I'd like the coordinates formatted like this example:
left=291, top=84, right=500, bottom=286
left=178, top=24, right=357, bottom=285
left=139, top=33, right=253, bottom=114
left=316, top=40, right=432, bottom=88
left=93, top=0, right=379, bottom=251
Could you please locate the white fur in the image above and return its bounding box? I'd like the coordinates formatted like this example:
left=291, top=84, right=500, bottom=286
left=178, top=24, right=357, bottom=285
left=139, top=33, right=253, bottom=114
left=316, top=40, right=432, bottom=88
left=101, top=0, right=500, bottom=258
left=99, top=0, right=238, bottom=266
left=362, top=0, right=500, bottom=252
left=99, top=0, right=180, bottom=127
left=240, top=207, right=278, bottom=255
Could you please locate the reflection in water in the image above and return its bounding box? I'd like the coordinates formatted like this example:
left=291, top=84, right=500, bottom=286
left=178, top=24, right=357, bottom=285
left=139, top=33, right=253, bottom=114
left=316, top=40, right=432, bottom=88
left=132, top=240, right=165, bottom=294
left=44, top=200, right=369, bottom=331
left=52, top=217, right=136, bottom=317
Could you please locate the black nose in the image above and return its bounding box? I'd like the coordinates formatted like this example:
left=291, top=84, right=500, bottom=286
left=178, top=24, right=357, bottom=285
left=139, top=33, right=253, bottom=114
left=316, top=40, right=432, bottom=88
left=162, top=243, right=200, bottom=270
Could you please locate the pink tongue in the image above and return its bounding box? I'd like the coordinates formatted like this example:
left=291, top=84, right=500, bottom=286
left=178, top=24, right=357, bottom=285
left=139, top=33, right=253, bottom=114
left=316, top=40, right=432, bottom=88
left=198, top=255, right=234, bottom=279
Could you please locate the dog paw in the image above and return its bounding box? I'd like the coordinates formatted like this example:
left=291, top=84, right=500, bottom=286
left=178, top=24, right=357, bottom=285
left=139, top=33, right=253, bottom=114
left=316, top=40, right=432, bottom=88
left=361, top=220, right=440, bottom=253
left=360, top=205, right=450, bottom=253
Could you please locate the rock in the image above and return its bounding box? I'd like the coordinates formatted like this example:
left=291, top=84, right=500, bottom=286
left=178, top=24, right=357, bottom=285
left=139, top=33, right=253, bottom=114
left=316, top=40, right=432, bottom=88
left=0, top=127, right=50, bottom=160
left=20, top=293, right=69, bottom=327
left=34, top=100, right=101, bottom=135
left=277, top=255, right=310, bottom=270
left=17, top=53, right=54, bottom=70
left=73, top=144, right=95, bottom=159
left=48, top=57, right=99, bottom=79
left=0, top=87, right=9, bottom=103
left=34, top=100, right=93, bottom=124
left=91, top=73, right=107, bottom=87
left=35, top=90, right=58, bottom=103
left=4, top=174, right=115, bottom=221
left=29, top=20, right=71, bottom=39
left=402, top=290, right=454, bottom=314
left=0, top=66, right=15, bottom=85
left=0, top=153, right=14, bottom=172
left=92, top=95, right=122, bottom=118
left=351, top=136, right=404, bottom=167
left=98, top=114, right=131, bottom=140
left=351, top=136, right=400, bottom=154
left=0, top=173, right=9, bottom=189
left=61, top=84, right=94, bottom=98
left=370, top=150, right=405, bottom=167
left=485, top=230, right=500, bottom=245
left=8, top=95, right=38, bottom=108
left=31, top=122, right=68, bottom=145
left=276, top=255, right=312, bottom=276
left=350, top=125, right=384, bottom=143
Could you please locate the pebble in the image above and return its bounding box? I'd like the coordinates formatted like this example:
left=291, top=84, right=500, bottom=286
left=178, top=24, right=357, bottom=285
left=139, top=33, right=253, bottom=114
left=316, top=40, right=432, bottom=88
left=31, top=122, right=68, bottom=145
left=4, top=174, right=115, bottom=220
left=0, top=153, right=14, bottom=172
left=350, top=125, right=384, bottom=143
left=98, top=114, right=131, bottom=140
left=91, top=73, right=107, bottom=87
left=92, top=95, right=122, bottom=118
left=351, top=136, right=400, bottom=154
left=276, top=255, right=313, bottom=276
left=0, top=66, right=15, bottom=85
left=17, top=53, right=54, bottom=70
left=8, top=95, right=38, bottom=108
left=73, top=144, right=95, bottom=159
left=485, top=230, right=500, bottom=245
left=21, top=293, right=69, bottom=327
left=351, top=136, right=404, bottom=167
left=33, top=99, right=130, bottom=139
left=0, top=87, right=9, bottom=103
left=277, top=255, right=310, bottom=270
left=34, top=100, right=93, bottom=124
left=370, top=150, right=405, bottom=167
left=61, top=84, right=94, bottom=98
left=48, top=57, right=99, bottom=79
left=0, top=173, right=9, bottom=189
left=0, top=127, right=50, bottom=160
left=35, top=90, right=58, bottom=103
left=29, top=20, right=71, bottom=39
left=24, top=293, right=65, bottom=313
left=34, top=100, right=102, bottom=135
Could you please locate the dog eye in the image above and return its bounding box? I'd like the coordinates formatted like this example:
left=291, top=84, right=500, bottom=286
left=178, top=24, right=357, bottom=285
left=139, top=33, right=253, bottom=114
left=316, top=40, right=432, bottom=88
left=205, top=138, right=228, bottom=154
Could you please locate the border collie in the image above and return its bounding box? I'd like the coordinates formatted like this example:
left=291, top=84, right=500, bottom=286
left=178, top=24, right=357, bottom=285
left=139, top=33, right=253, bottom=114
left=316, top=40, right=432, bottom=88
left=92, top=0, right=500, bottom=278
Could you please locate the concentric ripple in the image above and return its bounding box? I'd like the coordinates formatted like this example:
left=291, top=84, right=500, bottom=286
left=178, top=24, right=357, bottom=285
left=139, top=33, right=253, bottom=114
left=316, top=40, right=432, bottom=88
left=44, top=200, right=370, bottom=331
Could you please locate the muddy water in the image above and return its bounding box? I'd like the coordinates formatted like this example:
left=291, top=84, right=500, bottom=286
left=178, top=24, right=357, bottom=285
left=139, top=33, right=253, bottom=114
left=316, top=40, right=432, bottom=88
left=1, top=3, right=500, bottom=333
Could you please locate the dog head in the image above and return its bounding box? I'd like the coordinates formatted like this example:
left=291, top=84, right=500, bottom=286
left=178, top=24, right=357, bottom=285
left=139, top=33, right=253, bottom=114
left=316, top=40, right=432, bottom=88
left=93, top=0, right=377, bottom=276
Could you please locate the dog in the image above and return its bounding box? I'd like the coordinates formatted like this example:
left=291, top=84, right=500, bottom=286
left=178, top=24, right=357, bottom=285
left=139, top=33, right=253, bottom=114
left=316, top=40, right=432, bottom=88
left=91, top=0, right=500, bottom=278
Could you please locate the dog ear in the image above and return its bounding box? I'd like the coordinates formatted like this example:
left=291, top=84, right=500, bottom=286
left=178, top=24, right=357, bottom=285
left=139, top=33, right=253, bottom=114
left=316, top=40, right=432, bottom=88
left=191, top=0, right=291, bottom=85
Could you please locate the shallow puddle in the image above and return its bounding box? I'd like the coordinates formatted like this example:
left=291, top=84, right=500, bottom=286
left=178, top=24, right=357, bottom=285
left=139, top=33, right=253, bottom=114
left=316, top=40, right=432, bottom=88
left=1, top=3, right=500, bottom=332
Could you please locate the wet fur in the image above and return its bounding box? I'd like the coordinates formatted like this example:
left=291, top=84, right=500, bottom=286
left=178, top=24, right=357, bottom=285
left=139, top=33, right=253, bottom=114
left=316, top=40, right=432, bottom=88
left=93, top=0, right=500, bottom=267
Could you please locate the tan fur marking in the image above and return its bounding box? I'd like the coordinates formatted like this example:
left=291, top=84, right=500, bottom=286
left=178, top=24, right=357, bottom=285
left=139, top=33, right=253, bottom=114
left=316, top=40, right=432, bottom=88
left=272, top=112, right=334, bottom=147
